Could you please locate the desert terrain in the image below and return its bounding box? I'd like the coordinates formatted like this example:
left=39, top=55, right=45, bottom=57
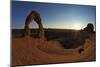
left=11, top=29, right=96, bottom=66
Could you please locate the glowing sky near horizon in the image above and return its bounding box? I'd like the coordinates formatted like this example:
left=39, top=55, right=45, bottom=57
left=11, top=1, right=96, bottom=30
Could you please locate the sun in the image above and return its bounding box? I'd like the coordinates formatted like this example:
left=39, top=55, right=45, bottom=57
left=73, top=24, right=82, bottom=30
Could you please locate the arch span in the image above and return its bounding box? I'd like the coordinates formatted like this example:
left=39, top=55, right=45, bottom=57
left=24, top=11, right=46, bottom=48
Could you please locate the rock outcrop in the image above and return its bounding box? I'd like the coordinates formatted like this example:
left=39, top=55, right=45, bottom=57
left=23, top=11, right=46, bottom=48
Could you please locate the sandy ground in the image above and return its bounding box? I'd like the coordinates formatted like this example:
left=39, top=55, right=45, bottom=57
left=11, top=34, right=96, bottom=66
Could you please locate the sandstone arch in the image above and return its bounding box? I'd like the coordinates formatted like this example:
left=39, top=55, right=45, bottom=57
left=24, top=11, right=46, bottom=48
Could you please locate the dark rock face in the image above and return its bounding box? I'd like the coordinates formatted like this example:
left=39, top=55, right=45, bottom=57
left=84, top=23, right=94, bottom=33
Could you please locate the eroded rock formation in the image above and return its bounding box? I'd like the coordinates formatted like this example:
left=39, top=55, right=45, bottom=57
left=83, top=23, right=94, bottom=33
left=24, top=11, right=46, bottom=48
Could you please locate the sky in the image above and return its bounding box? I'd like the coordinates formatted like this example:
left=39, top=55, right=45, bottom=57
left=11, top=1, right=96, bottom=30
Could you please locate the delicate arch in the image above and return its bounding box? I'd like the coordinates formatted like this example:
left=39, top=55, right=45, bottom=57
left=24, top=11, right=45, bottom=48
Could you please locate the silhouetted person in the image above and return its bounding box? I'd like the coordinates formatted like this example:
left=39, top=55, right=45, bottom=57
left=78, top=48, right=84, bottom=54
